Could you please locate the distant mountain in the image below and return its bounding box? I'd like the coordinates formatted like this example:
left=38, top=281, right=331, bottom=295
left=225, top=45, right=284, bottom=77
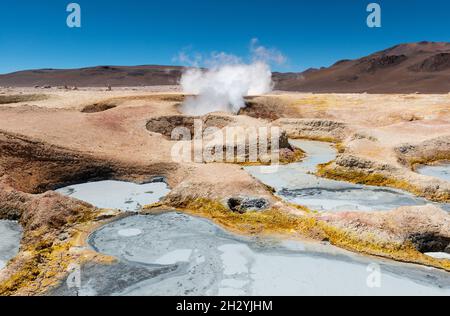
left=1, top=42, right=450, bottom=93
left=273, top=41, right=450, bottom=93
left=0, top=65, right=184, bottom=87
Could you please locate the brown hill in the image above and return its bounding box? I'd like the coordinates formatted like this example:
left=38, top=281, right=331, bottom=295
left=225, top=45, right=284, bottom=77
left=273, top=41, right=450, bottom=93
left=1, top=42, right=450, bottom=93
left=0, top=65, right=184, bottom=87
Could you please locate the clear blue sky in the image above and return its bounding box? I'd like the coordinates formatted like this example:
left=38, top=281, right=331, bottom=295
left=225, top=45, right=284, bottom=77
left=0, top=0, right=449, bottom=74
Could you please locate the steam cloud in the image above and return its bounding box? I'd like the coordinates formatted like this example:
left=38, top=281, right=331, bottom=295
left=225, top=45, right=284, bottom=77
left=178, top=39, right=285, bottom=116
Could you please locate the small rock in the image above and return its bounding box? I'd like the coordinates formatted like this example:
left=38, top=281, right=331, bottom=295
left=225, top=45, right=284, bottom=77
left=227, top=197, right=269, bottom=214
left=445, top=244, right=450, bottom=254
left=58, top=232, right=70, bottom=241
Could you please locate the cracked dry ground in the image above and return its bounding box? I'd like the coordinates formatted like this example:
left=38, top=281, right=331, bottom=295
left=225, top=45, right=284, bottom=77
left=0, top=89, right=449, bottom=295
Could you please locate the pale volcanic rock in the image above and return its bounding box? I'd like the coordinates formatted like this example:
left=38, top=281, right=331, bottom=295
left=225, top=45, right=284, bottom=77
left=321, top=205, right=450, bottom=253
left=273, top=118, right=350, bottom=141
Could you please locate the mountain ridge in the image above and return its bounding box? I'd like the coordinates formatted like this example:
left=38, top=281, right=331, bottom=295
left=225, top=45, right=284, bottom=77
left=274, top=41, right=450, bottom=93
left=1, top=42, right=450, bottom=93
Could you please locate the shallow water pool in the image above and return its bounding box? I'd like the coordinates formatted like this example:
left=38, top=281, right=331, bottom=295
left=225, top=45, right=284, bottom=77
left=418, top=163, right=450, bottom=183
left=246, top=140, right=449, bottom=212
left=0, top=220, right=22, bottom=270
left=57, top=180, right=171, bottom=211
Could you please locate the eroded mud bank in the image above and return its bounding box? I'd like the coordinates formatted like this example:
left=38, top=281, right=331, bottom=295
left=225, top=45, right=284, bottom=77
left=0, top=181, right=119, bottom=296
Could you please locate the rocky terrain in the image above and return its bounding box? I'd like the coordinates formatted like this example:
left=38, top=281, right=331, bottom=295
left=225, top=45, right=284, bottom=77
left=0, top=87, right=449, bottom=295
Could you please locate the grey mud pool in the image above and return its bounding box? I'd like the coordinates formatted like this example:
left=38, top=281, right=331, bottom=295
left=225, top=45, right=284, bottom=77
left=51, top=140, right=450, bottom=296
left=0, top=221, right=22, bottom=271
left=418, top=163, right=450, bottom=183
left=245, top=140, right=450, bottom=212
left=57, top=180, right=171, bottom=212
left=55, top=141, right=449, bottom=213
left=51, top=212, right=450, bottom=296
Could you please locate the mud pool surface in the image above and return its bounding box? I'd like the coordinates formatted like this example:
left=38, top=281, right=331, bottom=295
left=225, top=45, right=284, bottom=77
left=56, top=180, right=171, bottom=211
left=52, top=212, right=450, bottom=296
left=0, top=221, right=22, bottom=270
left=246, top=140, right=450, bottom=212
left=418, top=163, right=450, bottom=183
left=48, top=141, right=450, bottom=296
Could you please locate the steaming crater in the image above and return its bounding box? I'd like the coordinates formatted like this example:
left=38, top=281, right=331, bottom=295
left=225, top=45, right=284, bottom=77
left=146, top=114, right=234, bottom=140
left=180, top=62, right=273, bottom=115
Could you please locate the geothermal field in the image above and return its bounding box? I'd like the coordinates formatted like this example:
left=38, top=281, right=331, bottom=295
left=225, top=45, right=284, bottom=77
left=0, top=83, right=449, bottom=296
left=2, top=0, right=450, bottom=302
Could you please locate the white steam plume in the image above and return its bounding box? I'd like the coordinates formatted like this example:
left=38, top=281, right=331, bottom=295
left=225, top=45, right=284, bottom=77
left=178, top=39, right=285, bottom=116
left=180, top=62, right=272, bottom=115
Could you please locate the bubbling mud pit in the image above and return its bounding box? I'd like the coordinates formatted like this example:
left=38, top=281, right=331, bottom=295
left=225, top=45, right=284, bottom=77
left=48, top=139, right=450, bottom=296
left=0, top=221, right=22, bottom=270
left=245, top=140, right=450, bottom=212
left=52, top=212, right=450, bottom=296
